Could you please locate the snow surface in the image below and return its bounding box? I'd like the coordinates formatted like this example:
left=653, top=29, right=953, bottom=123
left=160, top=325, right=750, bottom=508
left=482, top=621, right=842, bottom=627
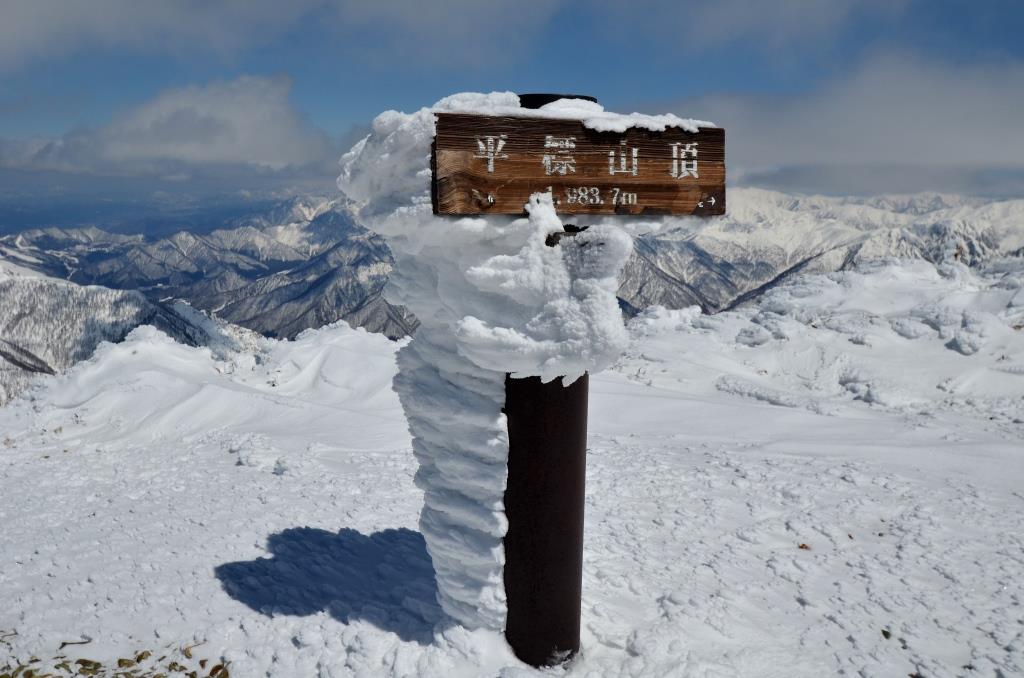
left=1, top=258, right=1022, bottom=676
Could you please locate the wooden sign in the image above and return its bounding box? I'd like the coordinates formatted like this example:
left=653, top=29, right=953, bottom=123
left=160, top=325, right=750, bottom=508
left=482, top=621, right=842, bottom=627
left=432, top=113, right=725, bottom=217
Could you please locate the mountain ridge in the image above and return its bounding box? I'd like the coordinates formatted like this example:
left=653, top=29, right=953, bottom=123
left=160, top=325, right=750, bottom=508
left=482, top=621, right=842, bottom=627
left=0, top=196, right=413, bottom=340
left=0, top=270, right=220, bottom=404
left=1, top=188, right=1020, bottom=405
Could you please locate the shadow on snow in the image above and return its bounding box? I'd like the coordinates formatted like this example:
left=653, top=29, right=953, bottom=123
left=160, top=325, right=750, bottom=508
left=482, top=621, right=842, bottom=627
left=215, top=527, right=445, bottom=644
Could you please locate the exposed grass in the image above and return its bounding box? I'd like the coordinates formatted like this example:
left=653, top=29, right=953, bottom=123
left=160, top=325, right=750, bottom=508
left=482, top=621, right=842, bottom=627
left=0, top=643, right=228, bottom=678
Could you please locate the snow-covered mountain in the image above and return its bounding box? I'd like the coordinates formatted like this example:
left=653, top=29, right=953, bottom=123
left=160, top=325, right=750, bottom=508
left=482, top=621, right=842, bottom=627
left=620, top=189, right=1024, bottom=314
left=0, top=196, right=414, bottom=340
left=196, top=234, right=415, bottom=340
left=4, top=190, right=1021, bottom=344
left=0, top=269, right=218, bottom=404
left=1, top=258, right=1021, bottom=676
left=223, top=195, right=344, bottom=257
left=1, top=188, right=1020, bottom=408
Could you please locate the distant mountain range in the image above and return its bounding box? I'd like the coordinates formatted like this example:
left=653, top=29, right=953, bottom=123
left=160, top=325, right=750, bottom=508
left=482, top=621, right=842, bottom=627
left=2, top=189, right=1021, bottom=404
left=0, top=196, right=416, bottom=341
left=622, top=189, right=1023, bottom=314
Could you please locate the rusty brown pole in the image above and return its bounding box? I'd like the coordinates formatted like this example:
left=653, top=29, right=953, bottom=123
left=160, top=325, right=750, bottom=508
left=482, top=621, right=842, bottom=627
left=502, top=92, right=594, bottom=668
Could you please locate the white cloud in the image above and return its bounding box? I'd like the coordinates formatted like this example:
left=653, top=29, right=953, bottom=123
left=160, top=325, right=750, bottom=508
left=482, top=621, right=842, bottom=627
left=333, top=0, right=565, bottom=65
left=672, top=53, right=1024, bottom=194
left=0, top=0, right=910, bottom=71
left=0, top=75, right=336, bottom=176
left=680, top=0, right=908, bottom=49
left=0, top=0, right=323, bottom=70
left=592, top=0, right=910, bottom=54
left=0, top=0, right=566, bottom=71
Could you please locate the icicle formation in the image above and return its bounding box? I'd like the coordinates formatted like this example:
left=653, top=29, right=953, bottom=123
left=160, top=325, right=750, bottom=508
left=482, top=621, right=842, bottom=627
left=337, top=93, right=634, bottom=630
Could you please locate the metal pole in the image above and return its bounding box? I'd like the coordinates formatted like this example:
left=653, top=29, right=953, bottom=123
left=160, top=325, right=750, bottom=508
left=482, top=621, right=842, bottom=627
left=503, top=372, right=589, bottom=667
left=502, top=92, right=594, bottom=667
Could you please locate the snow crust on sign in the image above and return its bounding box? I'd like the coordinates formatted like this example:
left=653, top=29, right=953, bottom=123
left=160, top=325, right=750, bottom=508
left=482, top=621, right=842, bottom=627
left=434, top=91, right=714, bottom=132
left=1, top=257, right=1022, bottom=676
left=338, top=94, right=646, bottom=631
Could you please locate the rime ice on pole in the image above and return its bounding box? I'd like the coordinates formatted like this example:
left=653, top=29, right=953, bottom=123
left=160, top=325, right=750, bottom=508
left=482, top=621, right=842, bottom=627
left=337, top=93, right=645, bottom=630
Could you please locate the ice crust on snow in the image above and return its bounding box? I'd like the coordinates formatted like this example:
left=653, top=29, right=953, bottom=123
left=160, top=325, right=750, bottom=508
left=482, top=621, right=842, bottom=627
left=338, top=93, right=653, bottom=630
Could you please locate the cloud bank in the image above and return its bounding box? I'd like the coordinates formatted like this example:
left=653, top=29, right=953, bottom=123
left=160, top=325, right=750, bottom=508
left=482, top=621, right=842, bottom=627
left=0, top=76, right=337, bottom=187
left=5, top=54, right=1022, bottom=200
left=0, top=0, right=564, bottom=71
left=676, top=53, right=1024, bottom=195
left=0, top=0, right=909, bottom=71
left=0, top=1, right=321, bottom=70
left=1, top=2, right=1020, bottom=199
left=599, top=0, right=909, bottom=51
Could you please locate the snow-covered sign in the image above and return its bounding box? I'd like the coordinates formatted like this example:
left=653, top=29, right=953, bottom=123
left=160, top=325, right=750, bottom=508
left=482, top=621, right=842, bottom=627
left=432, top=113, right=725, bottom=216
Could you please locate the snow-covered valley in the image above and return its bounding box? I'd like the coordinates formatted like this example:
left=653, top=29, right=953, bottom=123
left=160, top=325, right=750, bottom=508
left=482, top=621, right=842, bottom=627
left=1, top=257, right=1021, bottom=677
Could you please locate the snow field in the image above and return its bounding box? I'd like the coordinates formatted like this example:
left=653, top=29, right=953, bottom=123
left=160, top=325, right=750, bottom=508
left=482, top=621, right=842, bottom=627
left=583, top=259, right=1024, bottom=675
left=0, top=257, right=1021, bottom=676
left=577, top=432, right=1022, bottom=677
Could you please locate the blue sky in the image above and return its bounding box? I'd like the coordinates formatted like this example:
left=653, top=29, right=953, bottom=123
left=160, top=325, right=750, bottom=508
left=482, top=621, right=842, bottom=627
left=1, top=0, right=1023, bottom=206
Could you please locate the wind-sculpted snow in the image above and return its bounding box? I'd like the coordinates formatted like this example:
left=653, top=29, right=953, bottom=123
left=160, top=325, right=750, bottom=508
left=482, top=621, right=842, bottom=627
left=339, top=95, right=641, bottom=631
left=457, top=197, right=633, bottom=384
left=381, top=196, right=633, bottom=631
left=0, top=260, right=1021, bottom=676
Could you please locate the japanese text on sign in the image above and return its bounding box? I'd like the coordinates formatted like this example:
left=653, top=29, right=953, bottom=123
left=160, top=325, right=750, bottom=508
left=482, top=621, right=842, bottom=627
left=433, top=113, right=725, bottom=216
